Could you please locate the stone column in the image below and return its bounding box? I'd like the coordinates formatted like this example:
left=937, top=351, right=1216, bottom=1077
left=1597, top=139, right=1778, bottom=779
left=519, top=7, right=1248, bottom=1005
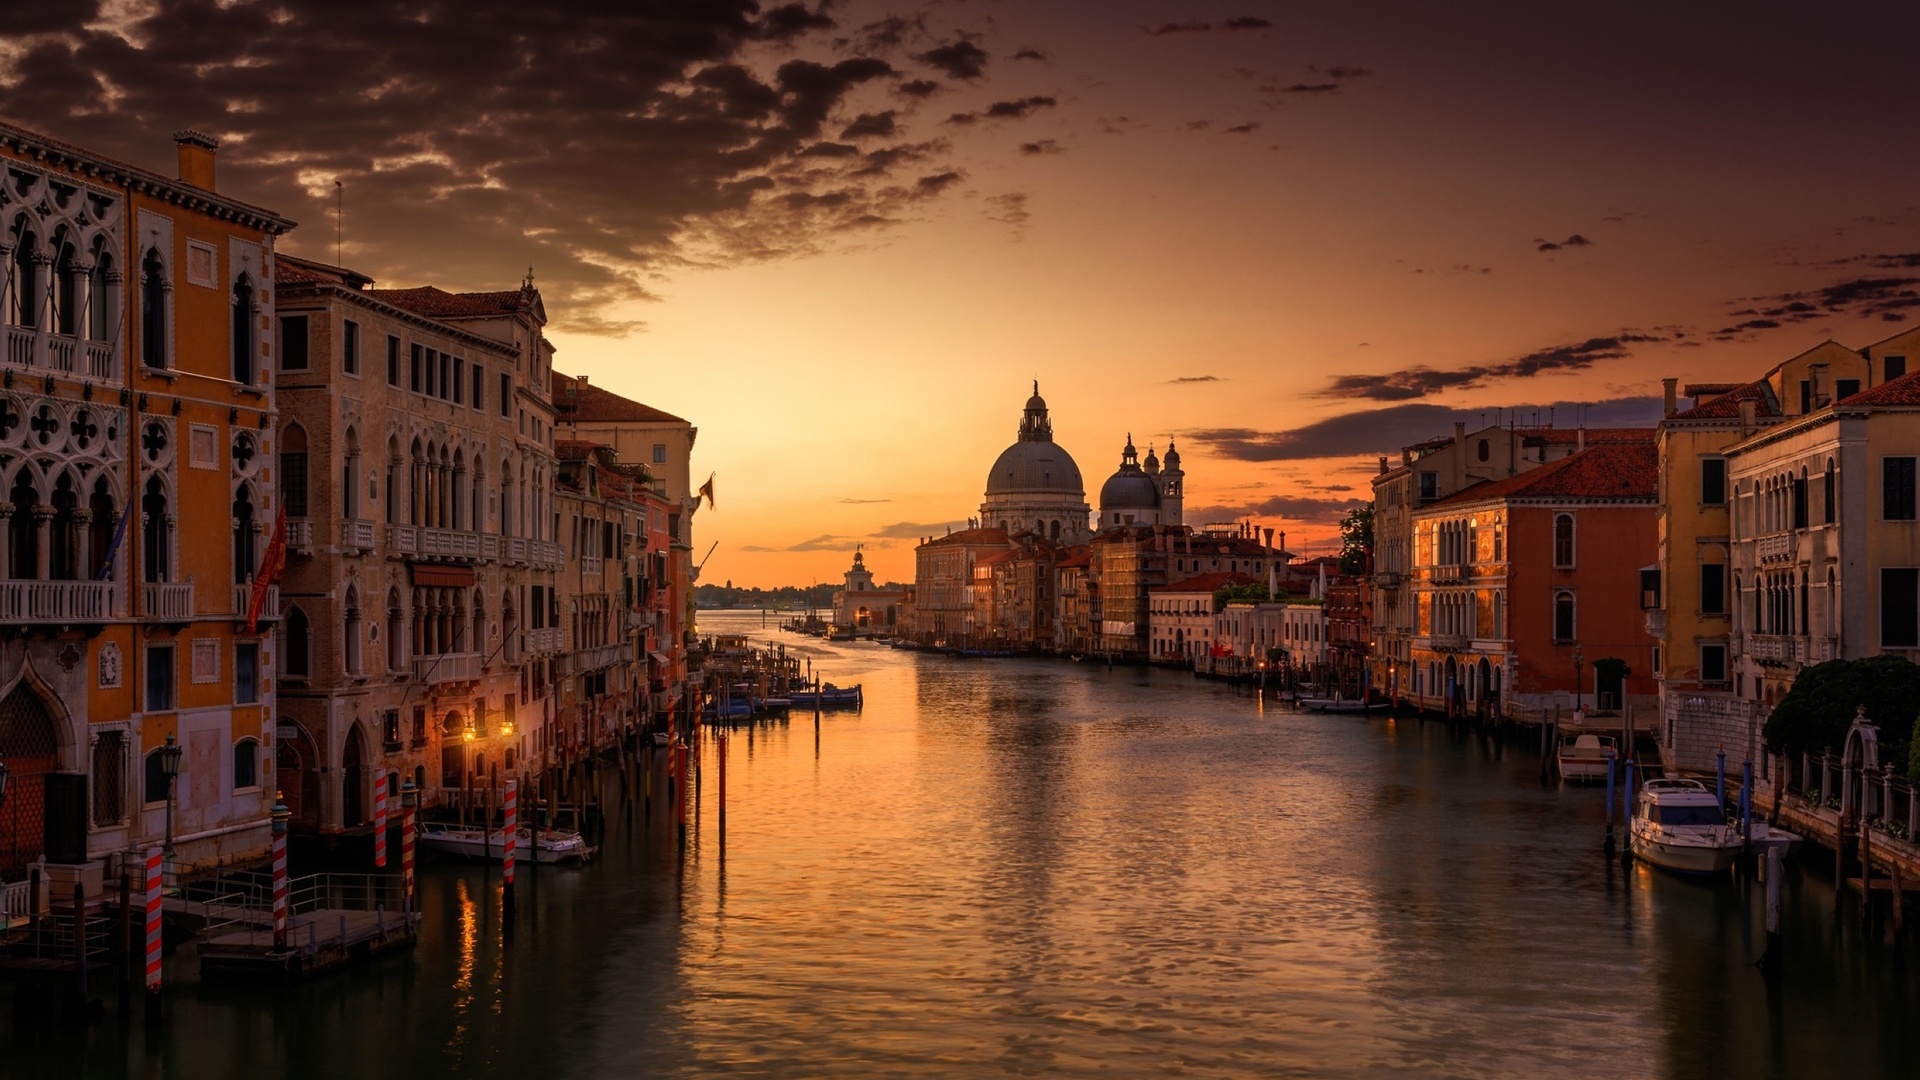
left=0, top=502, right=12, bottom=578
left=33, top=504, right=53, bottom=579
left=72, top=507, right=93, bottom=580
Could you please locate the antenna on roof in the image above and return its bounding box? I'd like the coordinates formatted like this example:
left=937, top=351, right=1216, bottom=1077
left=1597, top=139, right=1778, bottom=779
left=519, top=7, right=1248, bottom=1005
left=524, top=265, right=535, bottom=291
left=334, top=179, right=343, bottom=266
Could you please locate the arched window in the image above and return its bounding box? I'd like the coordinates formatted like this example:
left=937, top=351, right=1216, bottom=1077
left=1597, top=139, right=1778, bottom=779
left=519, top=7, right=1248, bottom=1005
left=232, top=484, right=257, bottom=583
left=233, top=738, right=260, bottom=790
left=49, top=472, right=79, bottom=580
left=342, top=427, right=361, bottom=519
left=140, top=248, right=167, bottom=368
left=284, top=606, right=311, bottom=677
left=1553, top=591, right=1575, bottom=642
left=232, top=274, right=256, bottom=384
left=1824, top=457, right=1836, bottom=524
left=142, top=476, right=170, bottom=583
left=385, top=437, right=400, bottom=524
left=88, top=240, right=114, bottom=343
left=52, top=230, right=79, bottom=337
left=9, top=225, right=39, bottom=327
left=7, top=471, right=38, bottom=578
left=343, top=587, right=364, bottom=676
left=1825, top=567, right=1836, bottom=636
left=1552, top=514, right=1575, bottom=568
left=87, top=476, right=115, bottom=579
left=387, top=588, right=406, bottom=671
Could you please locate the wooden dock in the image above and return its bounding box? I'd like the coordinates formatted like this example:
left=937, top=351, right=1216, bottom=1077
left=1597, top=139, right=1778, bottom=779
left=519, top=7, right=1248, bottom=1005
left=199, top=907, right=418, bottom=979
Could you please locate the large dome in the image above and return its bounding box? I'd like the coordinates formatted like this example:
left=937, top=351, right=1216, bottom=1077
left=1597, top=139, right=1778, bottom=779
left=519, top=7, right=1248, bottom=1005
left=986, top=440, right=1084, bottom=495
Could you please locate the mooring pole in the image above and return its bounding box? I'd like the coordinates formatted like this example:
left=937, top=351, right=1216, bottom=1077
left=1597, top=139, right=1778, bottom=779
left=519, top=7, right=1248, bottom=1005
left=272, top=794, right=290, bottom=948
left=502, top=779, right=517, bottom=923
left=1621, top=759, right=1636, bottom=865
left=1758, top=843, right=1784, bottom=974
left=1716, top=750, right=1727, bottom=820
left=142, top=846, right=163, bottom=1025
left=1604, top=750, right=1617, bottom=855
left=373, top=772, right=388, bottom=869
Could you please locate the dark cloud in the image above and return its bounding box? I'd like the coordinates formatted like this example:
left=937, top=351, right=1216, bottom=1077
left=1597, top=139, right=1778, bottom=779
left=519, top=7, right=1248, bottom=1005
left=1536, top=233, right=1593, bottom=252
left=840, top=111, right=897, bottom=138
left=872, top=521, right=965, bottom=540
left=896, top=78, right=942, bottom=98
left=1019, top=139, right=1064, bottom=156
left=1145, top=21, right=1213, bottom=36
left=851, top=140, right=944, bottom=177
left=916, top=171, right=965, bottom=194
left=1284, top=83, right=1341, bottom=94
left=1225, top=122, right=1260, bottom=134
left=1319, top=65, right=1373, bottom=78
left=839, top=498, right=892, bottom=504
left=1318, top=334, right=1665, bottom=400
left=742, top=533, right=869, bottom=553
left=986, top=192, right=1030, bottom=230
left=799, top=141, right=861, bottom=158
left=844, top=15, right=916, bottom=53
left=1224, top=17, right=1274, bottom=31
left=1184, top=120, right=1213, bottom=131
left=946, top=96, right=1057, bottom=124
left=915, top=39, right=988, bottom=80
left=1411, top=264, right=1494, bottom=275
left=0, top=2, right=946, bottom=337
left=1011, top=47, right=1051, bottom=61
left=1715, top=274, right=1920, bottom=338
left=1180, top=396, right=1664, bottom=462
left=757, top=3, right=835, bottom=41
left=1170, top=375, right=1222, bottom=383
left=1186, top=495, right=1368, bottom=525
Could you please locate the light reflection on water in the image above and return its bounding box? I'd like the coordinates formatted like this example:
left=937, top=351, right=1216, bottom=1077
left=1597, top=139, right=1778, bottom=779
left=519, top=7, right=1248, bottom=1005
left=5, top=609, right=1915, bottom=1077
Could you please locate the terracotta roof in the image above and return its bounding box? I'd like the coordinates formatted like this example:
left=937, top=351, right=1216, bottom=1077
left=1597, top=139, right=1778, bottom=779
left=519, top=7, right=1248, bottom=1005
left=919, top=527, right=1012, bottom=549
left=1157, top=571, right=1258, bottom=594
left=366, top=285, right=534, bottom=319
left=553, top=373, right=688, bottom=425
left=555, top=438, right=607, bottom=461
left=275, top=253, right=374, bottom=289
left=1057, top=546, right=1092, bottom=569
left=1838, top=368, right=1920, bottom=407
left=1683, top=382, right=1742, bottom=398
left=1426, top=441, right=1658, bottom=507
left=976, top=550, right=1018, bottom=566
left=1667, top=380, right=1780, bottom=421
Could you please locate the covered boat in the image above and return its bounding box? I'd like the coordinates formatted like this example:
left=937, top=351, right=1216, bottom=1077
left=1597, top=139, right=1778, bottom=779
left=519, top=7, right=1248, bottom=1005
left=1629, top=778, right=1740, bottom=874
left=1556, top=733, right=1617, bottom=782
left=418, top=822, right=595, bottom=864
left=790, top=682, right=863, bottom=708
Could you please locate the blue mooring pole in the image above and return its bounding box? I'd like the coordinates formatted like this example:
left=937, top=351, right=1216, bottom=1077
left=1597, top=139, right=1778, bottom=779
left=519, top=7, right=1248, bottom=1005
left=1622, top=759, right=1636, bottom=864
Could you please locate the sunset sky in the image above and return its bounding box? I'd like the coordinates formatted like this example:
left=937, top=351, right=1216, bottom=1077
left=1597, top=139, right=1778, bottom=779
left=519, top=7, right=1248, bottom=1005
left=8, top=1, right=1920, bottom=587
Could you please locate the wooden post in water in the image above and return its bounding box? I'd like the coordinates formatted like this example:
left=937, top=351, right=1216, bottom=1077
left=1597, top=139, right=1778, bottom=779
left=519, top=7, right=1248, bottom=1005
left=718, top=725, right=727, bottom=839
left=462, top=765, right=474, bottom=827
left=1604, top=750, right=1616, bottom=856
left=1621, top=759, right=1636, bottom=866
left=485, top=763, right=497, bottom=863
left=1757, top=843, right=1784, bottom=975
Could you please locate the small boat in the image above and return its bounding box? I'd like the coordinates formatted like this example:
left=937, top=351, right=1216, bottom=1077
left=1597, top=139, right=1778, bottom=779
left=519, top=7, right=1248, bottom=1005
left=703, top=698, right=752, bottom=720
left=753, top=696, right=792, bottom=712
left=1630, top=778, right=1740, bottom=874
left=418, top=822, right=595, bottom=864
left=1298, top=694, right=1382, bottom=713
left=789, top=682, right=863, bottom=708
left=1556, top=733, right=1617, bottom=782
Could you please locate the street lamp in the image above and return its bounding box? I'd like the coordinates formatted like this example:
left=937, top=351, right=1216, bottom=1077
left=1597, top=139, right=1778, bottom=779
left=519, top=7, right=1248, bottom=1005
left=158, top=733, right=184, bottom=853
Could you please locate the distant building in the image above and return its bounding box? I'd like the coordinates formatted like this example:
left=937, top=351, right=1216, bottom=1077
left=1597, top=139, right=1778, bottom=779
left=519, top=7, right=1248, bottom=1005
left=1148, top=571, right=1255, bottom=665
left=831, top=548, right=907, bottom=636
left=911, top=526, right=1012, bottom=644
left=980, top=384, right=1091, bottom=543
left=1096, top=436, right=1184, bottom=530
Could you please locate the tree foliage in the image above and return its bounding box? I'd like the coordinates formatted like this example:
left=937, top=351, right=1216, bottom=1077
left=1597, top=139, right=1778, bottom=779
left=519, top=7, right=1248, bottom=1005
left=1214, top=583, right=1278, bottom=608
left=1338, top=506, right=1374, bottom=576
left=1762, top=655, right=1919, bottom=767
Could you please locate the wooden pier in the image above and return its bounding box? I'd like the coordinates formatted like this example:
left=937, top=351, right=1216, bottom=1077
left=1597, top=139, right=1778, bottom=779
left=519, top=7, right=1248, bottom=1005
left=184, top=870, right=417, bottom=981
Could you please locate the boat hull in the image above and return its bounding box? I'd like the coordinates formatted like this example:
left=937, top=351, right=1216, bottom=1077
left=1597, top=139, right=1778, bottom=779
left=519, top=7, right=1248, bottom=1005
left=419, top=824, right=595, bottom=864
left=1630, top=827, right=1740, bottom=874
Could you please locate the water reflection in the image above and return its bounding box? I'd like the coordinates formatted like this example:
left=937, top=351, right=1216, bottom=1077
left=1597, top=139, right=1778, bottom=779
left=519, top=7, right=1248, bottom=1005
left=3, top=611, right=1916, bottom=1077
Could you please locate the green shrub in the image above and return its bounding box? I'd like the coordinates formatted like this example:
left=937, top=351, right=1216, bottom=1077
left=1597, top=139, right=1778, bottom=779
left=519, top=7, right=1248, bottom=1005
left=1763, top=654, right=1920, bottom=767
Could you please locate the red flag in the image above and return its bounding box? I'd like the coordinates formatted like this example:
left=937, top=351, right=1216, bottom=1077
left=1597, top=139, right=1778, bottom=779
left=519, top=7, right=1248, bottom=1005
left=247, top=507, right=287, bottom=633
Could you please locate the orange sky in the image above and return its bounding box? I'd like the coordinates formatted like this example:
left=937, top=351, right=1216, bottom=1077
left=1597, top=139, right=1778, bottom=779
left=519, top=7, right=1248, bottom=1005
left=11, top=2, right=1917, bottom=589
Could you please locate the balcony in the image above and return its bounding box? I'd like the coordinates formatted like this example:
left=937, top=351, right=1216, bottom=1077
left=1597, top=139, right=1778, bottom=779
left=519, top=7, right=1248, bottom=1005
left=386, top=524, right=418, bottom=556
left=564, top=642, right=628, bottom=676
left=1429, top=633, right=1470, bottom=653
left=342, top=519, right=377, bottom=553
left=0, top=579, right=114, bottom=623
left=286, top=519, right=314, bottom=551
left=480, top=534, right=501, bottom=561
left=1758, top=533, right=1792, bottom=564
left=580, top=556, right=604, bottom=578
left=505, top=536, right=530, bottom=565
left=417, top=526, right=480, bottom=561
left=1374, top=571, right=1403, bottom=589
left=234, top=583, right=279, bottom=622
left=1744, top=633, right=1836, bottom=666
left=413, top=651, right=483, bottom=685
left=530, top=540, right=565, bottom=570
left=526, top=626, right=565, bottom=654
left=3, top=326, right=119, bottom=381
left=142, top=581, right=194, bottom=621
left=1643, top=609, right=1666, bottom=638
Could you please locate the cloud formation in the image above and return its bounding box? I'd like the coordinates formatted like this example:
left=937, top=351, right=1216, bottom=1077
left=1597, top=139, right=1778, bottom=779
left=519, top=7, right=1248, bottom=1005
left=1170, top=375, right=1222, bottom=383
left=946, top=96, right=1058, bottom=124
left=0, top=2, right=990, bottom=337
left=1019, top=139, right=1064, bottom=156
left=1319, top=333, right=1667, bottom=400
left=1185, top=494, right=1368, bottom=525
left=1536, top=233, right=1593, bottom=252
left=1716, top=271, right=1920, bottom=338
left=1180, top=396, right=1665, bottom=462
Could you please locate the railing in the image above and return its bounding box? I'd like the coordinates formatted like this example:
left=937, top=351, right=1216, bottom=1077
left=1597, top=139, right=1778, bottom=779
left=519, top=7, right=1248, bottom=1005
left=565, top=642, right=627, bottom=675
left=525, top=626, right=565, bottom=654
left=0, top=579, right=114, bottom=622
left=1744, top=633, right=1835, bottom=665
left=287, top=519, right=314, bottom=549
left=530, top=540, right=565, bottom=569
left=506, top=536, right=530, bottom=565
left=418, top=526, right=481, bottom=560
left=1374, top=571, right=1402, bottom=589
left=1, top=877, right=38, bottom=929
left=1758, top=533, right=1792, bottom=563
left=386, top=524, right=419, bottom=555
left=4, top=325, right=31, bottom=366
left=143, top=580, right=195, bottom=621
left=1, top=326, right=119, bottom=381
left=85, top=340, right=114, bottom=379
left=46, top=333, right=76, bottom=371
left=414, top=651, right=482, bottom=684
left=580, top=556, right=604, bottom=578
left=1643, top=609, right=1666, bottom=638
left=234, top=583, right=280, bottom=621
left=1429, top=633, right=1469, bottom=652
left=480, top=534, right=501, bottom=561
left=343, top=518, right=377, bottom=551
left=1782, top=751, right=1919, bottom=843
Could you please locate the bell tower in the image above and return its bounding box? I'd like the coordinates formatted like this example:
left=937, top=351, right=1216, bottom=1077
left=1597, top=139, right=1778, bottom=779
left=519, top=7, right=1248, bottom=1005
left=1162, top=439, right=1185, bottom=527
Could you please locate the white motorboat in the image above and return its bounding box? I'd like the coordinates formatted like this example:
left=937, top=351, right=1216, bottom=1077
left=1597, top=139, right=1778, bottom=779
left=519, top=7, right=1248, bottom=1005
left=1298, top=694, right=1382, bottom=713
left=418, top=822, right=595, bottom=864
left=1629, top=779, right=1740, bottom=874
left=1556, top=733, right=1617, bottom=782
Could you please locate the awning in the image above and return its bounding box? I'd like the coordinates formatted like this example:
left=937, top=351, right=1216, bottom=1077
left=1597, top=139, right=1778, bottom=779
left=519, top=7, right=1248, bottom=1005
left=648, top=651, right=671, bottom=666
left=411, top=564, right=476, bottom=587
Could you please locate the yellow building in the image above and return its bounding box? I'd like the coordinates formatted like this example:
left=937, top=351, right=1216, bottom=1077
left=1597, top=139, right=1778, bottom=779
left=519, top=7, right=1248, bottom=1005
left=0, top=123, right=294, bottom=888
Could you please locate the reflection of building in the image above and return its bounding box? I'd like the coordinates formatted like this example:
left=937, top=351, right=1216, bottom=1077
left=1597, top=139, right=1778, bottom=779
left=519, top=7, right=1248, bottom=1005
left=0, top=124, right=294, bottom=879
left=832, top=548, right=907, bottom=636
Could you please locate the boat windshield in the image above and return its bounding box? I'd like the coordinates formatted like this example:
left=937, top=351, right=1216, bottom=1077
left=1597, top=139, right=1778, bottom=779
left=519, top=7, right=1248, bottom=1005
left=1655, top=804, right=1725, bottom=827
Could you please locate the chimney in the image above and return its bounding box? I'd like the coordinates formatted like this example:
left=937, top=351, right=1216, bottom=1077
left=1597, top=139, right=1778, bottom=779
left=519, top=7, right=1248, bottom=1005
left=1401, top=448, right=1412, bottom=465
left=1378, top=454, right=1389, bottom=475
left=1263, top=527, right=1275, bottom=550
left=1577, top=427, right=1585, bottom=451
left=173, top=130, right=218, bottom=190
left=1454, top=421, right=1466, bottom=444
left=1738, top=397, right=1757, bottom=436
left=1662, top=377, right=1678, bottom=417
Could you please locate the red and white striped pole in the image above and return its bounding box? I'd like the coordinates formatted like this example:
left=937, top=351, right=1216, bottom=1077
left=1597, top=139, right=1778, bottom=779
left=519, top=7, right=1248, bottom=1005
left=271, top=794, right=290, bottom=949
left=400, top=779, right=417, bottom=914
left=142, top=845, right=161, bottom=991
left=372, top=772, right=388, bottom=868
left=501, top=778, right=517, bottom=919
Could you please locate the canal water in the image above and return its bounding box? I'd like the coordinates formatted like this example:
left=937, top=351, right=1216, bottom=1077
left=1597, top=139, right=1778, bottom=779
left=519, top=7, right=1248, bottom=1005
left=6, top=609, right=1916, bottom=1077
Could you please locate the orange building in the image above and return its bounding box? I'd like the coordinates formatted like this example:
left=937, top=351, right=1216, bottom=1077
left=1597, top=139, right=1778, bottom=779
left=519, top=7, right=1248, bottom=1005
left=1408, top=439, right=1660, bottom=719
left=0, top=123, right=294, bottom=888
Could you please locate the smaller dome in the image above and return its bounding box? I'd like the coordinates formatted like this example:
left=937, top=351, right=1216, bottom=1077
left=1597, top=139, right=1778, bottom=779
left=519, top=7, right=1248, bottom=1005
left=1100, top=470, right=1160, bottom=511
left=1144, top=444, right=1160, bottom=472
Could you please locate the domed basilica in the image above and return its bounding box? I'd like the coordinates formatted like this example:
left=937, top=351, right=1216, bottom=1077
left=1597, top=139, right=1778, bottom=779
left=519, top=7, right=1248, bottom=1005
left=978, top=385, right=1187, bottom=542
